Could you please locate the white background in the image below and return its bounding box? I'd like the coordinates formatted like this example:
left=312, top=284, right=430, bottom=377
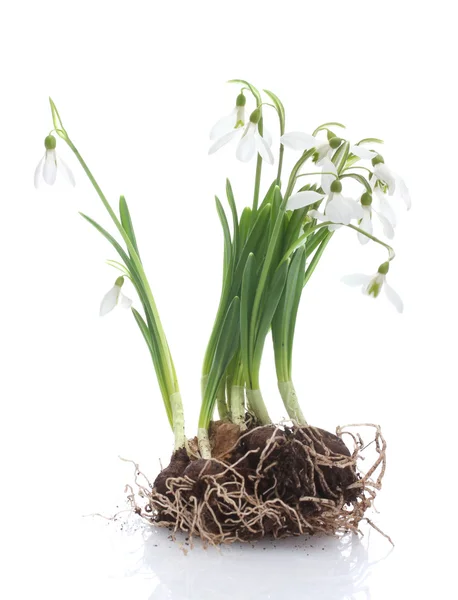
left=0, top=1, right=456, bottom=598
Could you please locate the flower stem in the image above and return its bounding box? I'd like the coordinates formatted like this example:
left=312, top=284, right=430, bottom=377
left=246, top=388, right=271, bottom=425
left=171, top=392, right=186, bottom=450
left=216, top=381, right=229, bottom=420
left=198, top=427, right=212, bottom=459
left=230, top=385, right=246, bottom=430
left=278, top=380, right=307, bottom=425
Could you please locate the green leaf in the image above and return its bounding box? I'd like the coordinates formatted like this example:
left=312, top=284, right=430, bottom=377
left=252, top=259, right=289, bottom=371
left=263, top=89, right=286, bottom=135
left=332, top=141, right=350, bottom=173
left=239, top=207, right=252, bottom=248
left=132, top=308, right=172, bottom=426
left=226, top=179, right=239, bottom=260
left=202, top=296, right=241, bottom=427
left=215, top=196, right=233, bottom=279
left=119, top=195, right=140, bottom=258
left=304, top=231, right=333, bottom=287
left=228, top=79, right=262, bottom=105
left=340, top=172, right=372, bottom=193
left=80, top=213, right=132, bottom=268
left=312, top=121, right=346, bottom=136
left=356, top=137, right=384, bottom=145
left=285, top=248, right=307, bottom=371
left=240, top=253, right=257, bottom=386
left=259, top=179, right=278, bottom=211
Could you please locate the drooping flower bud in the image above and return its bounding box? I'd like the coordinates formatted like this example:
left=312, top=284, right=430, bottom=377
left=378, top=262, right=390, bottom=275
left=330, top=179, right=342, bottom=193
left=361, top=192, right=372, bottom=206
left=371, top=154, right=385, bottom=167
left=329, top=136, right=343, bottom=149
left=249, top=108, right=261, bottom=124
left=236, top=93, right=246, bottom=107
left=44, top=134, right=57, bottom=150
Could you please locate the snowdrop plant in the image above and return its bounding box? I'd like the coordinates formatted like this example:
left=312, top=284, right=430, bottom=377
left=36, top=81, right=409, bottom=460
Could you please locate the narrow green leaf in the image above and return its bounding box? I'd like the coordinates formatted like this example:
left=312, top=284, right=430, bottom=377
left=226, top=179, right=239, bottom=260
left=202, top=296, right=241, bottom=427
left=119, top=195, right=140, bottom=258
left=252, top=259, right=289, bottom=370
left=263, top=89, right=286, bottom=135
left=132, top=308, right=172, bottom=426
left=80, top=213, right=132, bottom=268
left=312, top=122, right=346, bottom=136
left=356, top=137, right=384, bottom=145
left=340, top=173, right=372, bottom=193
left=239, top=207, right=252, bottom=247
left=332, top=141, right=350, bottom=173
left=240, top=253, right=257, bottom=386
left=215, top=196, right=233, bottom=279
left=286, top=248, right=307, bottom=371
left=259, top=179, right=278, bottom=211
left=304, top=231, right=334, bottom=287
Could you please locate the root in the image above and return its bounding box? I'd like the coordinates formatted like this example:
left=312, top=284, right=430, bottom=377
left=125, top=424, right=388, bottom=546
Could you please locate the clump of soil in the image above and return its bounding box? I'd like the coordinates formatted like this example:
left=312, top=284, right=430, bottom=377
left=127, top=422, right=386, bottom=545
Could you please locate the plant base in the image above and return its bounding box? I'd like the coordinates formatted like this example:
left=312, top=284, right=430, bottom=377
left=127, top=423, right=386, bottom=545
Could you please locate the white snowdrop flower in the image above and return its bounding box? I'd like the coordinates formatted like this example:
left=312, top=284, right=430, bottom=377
left=280, top=132, right=376, bottom=164
left=371, top=155, right=411, bottom=209
left=100, top=276, right=132, bottom=316
left=342, top=262, right=403, bottom=313
left=209, top=93, right=246, bottom=141
left=308, top=167, right=364, bottom=229
left=209, top=108, right=274, bottom=164
left=357, top=192, right=395, bottom=244
left=34, top=135, right=75, bottom=188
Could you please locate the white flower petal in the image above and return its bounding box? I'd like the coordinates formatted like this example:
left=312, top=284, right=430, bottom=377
left=209, top=108, right=237, bottom=140
left=384, top=281, right=403, bottom=313
left=373, top=209, right=395, bottom=239
left=280, top=131, right=318, bottom=151
left=287, top=191, right=325, bottom=211
left=254, top=131, right=274, bottom=165
left=320, top=158, right=338, bottom=194
left=236, top=124, right=256, bottom=162
left=208, top=129, right=241, bottom=155
left=374, top=164, right=396, bottom=195
left=262, top=127, right=273, bottom=147
left=43, top=150, right=57, bottom=185
left=308, top=209, right=326, bottom=221
left=341, top=273, right=372, bottom=287
left=398, top=177, right=411, bottom=210
left=100, top=285, right=121, bottom=316
left=326, top=194, right=362, bottom=225
left=328, top=223, right=342, bottom=231
left=34, top=155, right=45, bottom=188
left=358, top=206, right=373, bottom=244
left=57, top=156, right=76, bottom=187
left=315, top=143, right=332, bottom=163
left=351, top=145, right=377, bottom=160
left=374, top=189, right=397, bottom=228
left=119, top=292, right=133, bottom=309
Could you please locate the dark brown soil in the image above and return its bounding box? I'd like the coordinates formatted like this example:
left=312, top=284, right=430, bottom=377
left=148, top=423, right=369, bottom=542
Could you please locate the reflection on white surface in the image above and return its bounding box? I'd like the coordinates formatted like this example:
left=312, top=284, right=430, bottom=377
left=104, top=516, right=391, bottom=600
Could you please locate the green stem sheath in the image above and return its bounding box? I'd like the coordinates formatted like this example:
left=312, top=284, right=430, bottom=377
left=278, top=380, right=307, bottom=425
